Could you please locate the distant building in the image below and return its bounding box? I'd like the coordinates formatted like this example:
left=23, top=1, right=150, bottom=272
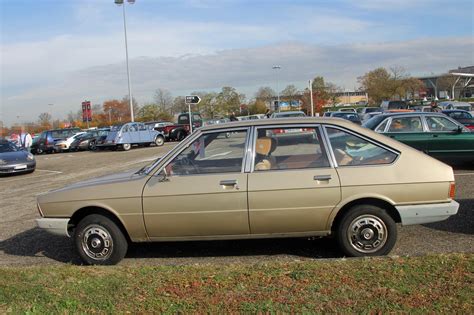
left=416, top=66, right=474, bottom=99
left=332, top=91, right=368, bottom=106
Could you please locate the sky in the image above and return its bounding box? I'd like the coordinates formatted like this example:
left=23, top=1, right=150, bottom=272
left=1, top=0, right=473, bottom=126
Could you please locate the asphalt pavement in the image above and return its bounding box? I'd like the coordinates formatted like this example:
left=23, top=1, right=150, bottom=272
left=0, top=144, right=472, bottom=266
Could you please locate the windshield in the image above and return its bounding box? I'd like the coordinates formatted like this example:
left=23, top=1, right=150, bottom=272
left=111, top=125, right=123, bottom=131
left=0, top=141, right=18, bottom=153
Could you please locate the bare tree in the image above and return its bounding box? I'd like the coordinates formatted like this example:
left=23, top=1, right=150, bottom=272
left=38, top=112, right=52, bottom=128
left=154, top=88, right=173, bottom=112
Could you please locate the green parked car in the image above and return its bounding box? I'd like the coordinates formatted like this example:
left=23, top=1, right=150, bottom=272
left=363, top=112, right=474, bottom=163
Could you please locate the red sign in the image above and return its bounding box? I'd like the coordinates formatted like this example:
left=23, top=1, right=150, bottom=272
left=82, top=101, right=92, bottom=122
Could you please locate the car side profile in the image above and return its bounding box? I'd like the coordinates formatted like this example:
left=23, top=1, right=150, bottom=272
left=36, top=118, right=458, bottom=265
left=31, top=128, right=81, bottom=154
left=97, top=122, right=165, bottom=150
left=363, top=112, right=474, bottom=163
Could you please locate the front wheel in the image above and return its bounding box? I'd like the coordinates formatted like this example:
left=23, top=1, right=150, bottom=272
left=74, top=214, right=128, bottom=265
left=122, top=143, right=131, bottom=151
left=336, top=204, right=397, bottom=257
left=154, top=135, right=164, bottom=146
left=89, top=141, right=97, bottom=151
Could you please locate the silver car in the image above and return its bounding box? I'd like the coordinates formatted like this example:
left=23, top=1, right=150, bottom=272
left=97, top=122, right=165, bottom=150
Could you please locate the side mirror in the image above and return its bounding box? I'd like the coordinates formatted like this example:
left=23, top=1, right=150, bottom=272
left=453, top=126, right=463, bottom=134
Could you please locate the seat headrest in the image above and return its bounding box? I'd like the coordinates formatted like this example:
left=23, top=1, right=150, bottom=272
left=256, top=137, right=276, bottom=155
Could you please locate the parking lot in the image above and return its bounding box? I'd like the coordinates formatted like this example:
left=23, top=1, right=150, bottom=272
left=0, top=144, right=473, bottom=266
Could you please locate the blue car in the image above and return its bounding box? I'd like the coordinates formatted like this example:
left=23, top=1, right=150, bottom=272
left=97, top=122, right=165, bottom=151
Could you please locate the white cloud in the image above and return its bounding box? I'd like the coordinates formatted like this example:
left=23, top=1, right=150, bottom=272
left=2, top=37, right=473, bottom=125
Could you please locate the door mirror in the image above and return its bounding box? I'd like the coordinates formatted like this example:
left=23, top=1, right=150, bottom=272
left=452, top=126, right=463, bottom=134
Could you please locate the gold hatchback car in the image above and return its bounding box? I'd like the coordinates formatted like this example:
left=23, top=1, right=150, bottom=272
left=37, top=118, right=459, bottom=265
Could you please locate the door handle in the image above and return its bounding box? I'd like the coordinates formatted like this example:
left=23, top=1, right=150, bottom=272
left=220, top=179, right=239, bottom=190
left=433, top=134, right=438, bottom=138
left=314, top=175, right=331, bottom=181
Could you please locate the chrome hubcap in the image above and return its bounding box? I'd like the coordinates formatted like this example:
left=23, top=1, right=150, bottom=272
left=347, top=214, right=387, bottom=253
left=82, top=225, right=113, bottom=261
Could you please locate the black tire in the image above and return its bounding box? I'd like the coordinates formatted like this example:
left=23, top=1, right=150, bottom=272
left=74, top=214, right=128, bottom=265
left=176, top=131, right=185, bottom=141
left=336, top=204, right=397, bottom=257
left=89, top=141, right=97, bottom=151
left=155, top=135, right=164, bottom=146
left=35, top=148, right=43, bottom=154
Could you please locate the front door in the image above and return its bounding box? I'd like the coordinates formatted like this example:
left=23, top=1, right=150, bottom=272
left=143, top=129, right=250, bottom=238
left=248, top=125, right=341, bottom=234
left=424, top=115, right=474, bottom=160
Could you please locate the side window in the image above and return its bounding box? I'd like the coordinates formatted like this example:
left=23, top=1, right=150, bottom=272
left=254, top=127, right=330, bottom=171
left=388, top=117, right=423, bottom=133
left=139, top=124, right=147, bottom=131
left=326, top=127, right=397, bottom=166
left=167, top=130, right=247, bottom=176
left=375, top=119, right=388, bottom=133
left=426, top=116, right=458, bottom=132
left=129, top=124, right=138, bottom=132
left=122, top=125, right=129, bottom=132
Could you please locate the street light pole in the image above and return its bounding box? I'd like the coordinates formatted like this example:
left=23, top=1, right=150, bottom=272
left=309, top=79, right=314, bottom=117
left=272, top=65, right=281, bottom=112
left=115, top=0, right=135, bottom=122
left=48, top=104, right=54, bottom=128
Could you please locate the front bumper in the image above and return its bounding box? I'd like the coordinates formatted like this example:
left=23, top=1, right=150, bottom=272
left=0, top=161, right=36, bottom=174
left=36, top=218, right=70, bottom=237
left=396, top=200, right=459, bottom=226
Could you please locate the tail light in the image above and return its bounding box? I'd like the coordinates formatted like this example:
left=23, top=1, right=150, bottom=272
left=449, top=182, right=456, bottom=199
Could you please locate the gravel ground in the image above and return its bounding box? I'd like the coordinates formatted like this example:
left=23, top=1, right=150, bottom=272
left=0, top=144, right=472, bottom=266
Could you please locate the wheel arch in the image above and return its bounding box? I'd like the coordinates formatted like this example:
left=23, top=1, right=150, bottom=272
left=68, top=206, right=132, bottom=243
left=329, top=197, right=401, bottom=232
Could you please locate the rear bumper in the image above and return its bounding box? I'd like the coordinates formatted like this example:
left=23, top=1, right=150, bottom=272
left=396, top=200, right=459, bottom=226
left=36, top=218, right=70, bottom=237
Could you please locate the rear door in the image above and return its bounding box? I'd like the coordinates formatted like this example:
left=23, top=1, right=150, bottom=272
left=382, top=115, right=429, bottom=153
left=248, top=124, right=341, bottom=234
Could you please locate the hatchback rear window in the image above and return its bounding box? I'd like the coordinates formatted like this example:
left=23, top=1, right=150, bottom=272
left=326, top=127, right=397, bottom=166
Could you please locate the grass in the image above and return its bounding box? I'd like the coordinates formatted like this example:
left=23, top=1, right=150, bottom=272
left=1, top=253, right=473, bottom=313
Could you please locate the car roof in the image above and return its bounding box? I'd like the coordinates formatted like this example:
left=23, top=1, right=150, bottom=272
left=200, top=117, right=355, bottom=131
left=442, top=109, right=469, bottom=113
left=376, top=112, right=447, bottom=118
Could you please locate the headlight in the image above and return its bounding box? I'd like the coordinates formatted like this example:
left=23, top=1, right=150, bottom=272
left=27, top=153, right=35, bottom=161
left=0, top=159, right=7, bottom=165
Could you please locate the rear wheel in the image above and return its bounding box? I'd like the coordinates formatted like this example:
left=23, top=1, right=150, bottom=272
left=155, top=135, right=164, bottom=146
left=74, top=214, right=128, bottom=265
left=176, top=131, right=185, bottom=141
left=336, top=204, right=397, bottom=257
left=122, top=143, right=131, bottom=151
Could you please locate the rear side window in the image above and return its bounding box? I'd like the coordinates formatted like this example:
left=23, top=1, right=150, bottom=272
left=326, top=127, right=397, bottom=166
left=254, top=127, right=330, bottom=171
left=388, top=117, right=423, bottom=133
left=375, top=119, right=388, bottom=133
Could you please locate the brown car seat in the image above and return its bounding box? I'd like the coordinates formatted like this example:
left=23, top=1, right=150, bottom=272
left=255, top=137, right=277, bottom=171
